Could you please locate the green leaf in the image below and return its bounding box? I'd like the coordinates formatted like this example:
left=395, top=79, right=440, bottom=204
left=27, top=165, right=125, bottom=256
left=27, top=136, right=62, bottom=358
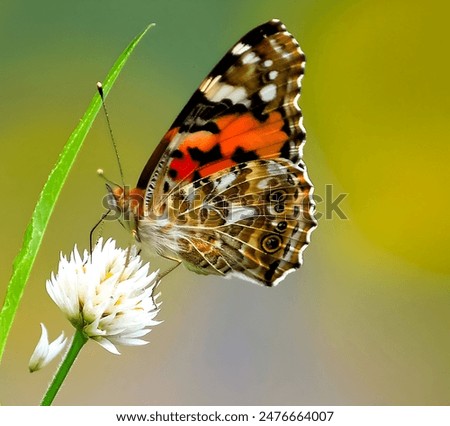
left=0, top=23, right=155, bottom=364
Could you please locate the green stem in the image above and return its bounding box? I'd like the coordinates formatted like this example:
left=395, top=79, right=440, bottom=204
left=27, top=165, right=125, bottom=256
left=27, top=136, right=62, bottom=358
left=41, top=330, right=88, bottom=406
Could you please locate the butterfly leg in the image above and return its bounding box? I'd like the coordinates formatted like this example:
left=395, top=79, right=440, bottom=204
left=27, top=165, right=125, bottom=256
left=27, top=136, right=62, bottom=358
left=149, top=257, right=182, bottom=300
left=89, top=209, right=112, bottom=255
left=158, top=256, right=182, bottom=280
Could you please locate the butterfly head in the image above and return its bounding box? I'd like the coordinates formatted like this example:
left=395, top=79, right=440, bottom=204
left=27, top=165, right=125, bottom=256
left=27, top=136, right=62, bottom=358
left=105, top=183, right=145, bottom=241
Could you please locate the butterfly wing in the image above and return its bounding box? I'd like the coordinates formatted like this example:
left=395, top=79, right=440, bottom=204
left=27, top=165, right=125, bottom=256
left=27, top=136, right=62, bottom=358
left=165, top=159, right=315, bottom=286
left=136, top=19, right=316, bottom=285
left=137, top=19, right=306, bottom=205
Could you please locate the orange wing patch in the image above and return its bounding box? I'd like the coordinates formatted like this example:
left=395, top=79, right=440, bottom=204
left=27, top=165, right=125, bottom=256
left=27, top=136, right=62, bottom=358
left=217, top=111, right=287, bottom=155
left=168, top=111, right=289, bottom=182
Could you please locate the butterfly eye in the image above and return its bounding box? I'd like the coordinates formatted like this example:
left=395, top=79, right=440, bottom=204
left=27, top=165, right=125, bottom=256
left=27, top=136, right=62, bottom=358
left=274, top=203, right=285, bottom=213
left=261, top=234, right=283, bottom=254
left=268, top=189, right=287, bottom=203
left=275, top=221, right=288, bottom=233
left=105, top=183, right=120, bottom=211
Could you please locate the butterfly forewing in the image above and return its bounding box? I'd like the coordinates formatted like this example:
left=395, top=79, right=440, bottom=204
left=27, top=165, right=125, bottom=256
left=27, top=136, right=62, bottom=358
left=138, top=19, right=306, bottom=200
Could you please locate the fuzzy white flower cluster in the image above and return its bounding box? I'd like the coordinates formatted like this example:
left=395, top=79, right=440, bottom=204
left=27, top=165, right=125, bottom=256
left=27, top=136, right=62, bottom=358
left=46, top=238, right=161, bottom=355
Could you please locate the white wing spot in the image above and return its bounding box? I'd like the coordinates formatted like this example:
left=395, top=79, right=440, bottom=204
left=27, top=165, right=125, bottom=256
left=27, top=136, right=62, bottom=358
left=199, top=75, right=221, bottom=93
left=231, top=42, right=251, bottom=56
left=268, top=70, right=278, bottom=80
left=259, top=84, right=277, bottom=102
left=267, top=161, right=288, bottom=175
left=242, top=51, right=260, bottom=65
left=256, top=177, right=272, bottom=190
left=216, top=173, right=237, bottom=192
left=263, top=59, right=273, bottom=67
left=228, top=206, right=255, bottom=223
left=204, top=82, right=250, bottom=106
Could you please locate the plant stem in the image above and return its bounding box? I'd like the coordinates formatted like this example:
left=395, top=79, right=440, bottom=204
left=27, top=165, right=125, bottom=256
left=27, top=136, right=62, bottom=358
left=41, top=330, right=88, bottom=406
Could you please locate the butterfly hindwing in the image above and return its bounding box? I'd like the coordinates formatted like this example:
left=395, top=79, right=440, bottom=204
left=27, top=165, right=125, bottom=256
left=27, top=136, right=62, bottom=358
left=165, top=159, right=315, bottom=285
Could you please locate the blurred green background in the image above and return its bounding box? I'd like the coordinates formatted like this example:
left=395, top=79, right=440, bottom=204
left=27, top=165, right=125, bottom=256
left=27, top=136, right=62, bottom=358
left=1, top=0, right=449, bottom=405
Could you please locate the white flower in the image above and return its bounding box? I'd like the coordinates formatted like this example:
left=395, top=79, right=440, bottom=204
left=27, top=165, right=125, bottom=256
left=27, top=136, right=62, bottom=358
left=46, top=238, right=161, bottom=355
left=29, top=323, right=67, bottom=372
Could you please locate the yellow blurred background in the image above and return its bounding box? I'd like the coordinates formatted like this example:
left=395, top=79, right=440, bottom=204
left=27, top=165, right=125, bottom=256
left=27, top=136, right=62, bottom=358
left=0, top=0, right=449, bottom=405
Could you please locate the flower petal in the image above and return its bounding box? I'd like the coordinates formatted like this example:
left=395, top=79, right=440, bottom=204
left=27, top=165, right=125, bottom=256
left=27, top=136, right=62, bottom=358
left=29, top=324, right=67, bottom=372
left=92, top=337, right=121, bottom=355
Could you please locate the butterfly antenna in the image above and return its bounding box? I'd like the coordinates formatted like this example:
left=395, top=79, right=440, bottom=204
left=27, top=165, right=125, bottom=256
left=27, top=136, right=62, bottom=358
left=97, top=82, right=125, bottom=189
left=97, top=168, right=121, bottom=188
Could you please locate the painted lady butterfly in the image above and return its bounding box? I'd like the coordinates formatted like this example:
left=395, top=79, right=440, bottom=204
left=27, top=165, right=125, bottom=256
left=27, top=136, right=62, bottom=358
left=108, top=19, right=316, bottom=286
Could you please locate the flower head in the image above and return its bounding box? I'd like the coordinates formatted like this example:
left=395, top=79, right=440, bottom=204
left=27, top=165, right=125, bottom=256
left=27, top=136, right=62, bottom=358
left=46, top=238, right=161, bottom=354
left=29, top=323, right=67, bottom=372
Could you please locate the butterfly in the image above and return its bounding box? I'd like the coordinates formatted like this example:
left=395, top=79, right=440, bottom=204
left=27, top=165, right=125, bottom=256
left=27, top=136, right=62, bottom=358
left=108, top=19, right=317, bottom=286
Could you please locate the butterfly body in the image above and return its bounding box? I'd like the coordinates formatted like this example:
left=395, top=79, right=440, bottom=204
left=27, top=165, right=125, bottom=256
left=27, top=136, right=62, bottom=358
left=109, top=19, right=316, bottom=286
